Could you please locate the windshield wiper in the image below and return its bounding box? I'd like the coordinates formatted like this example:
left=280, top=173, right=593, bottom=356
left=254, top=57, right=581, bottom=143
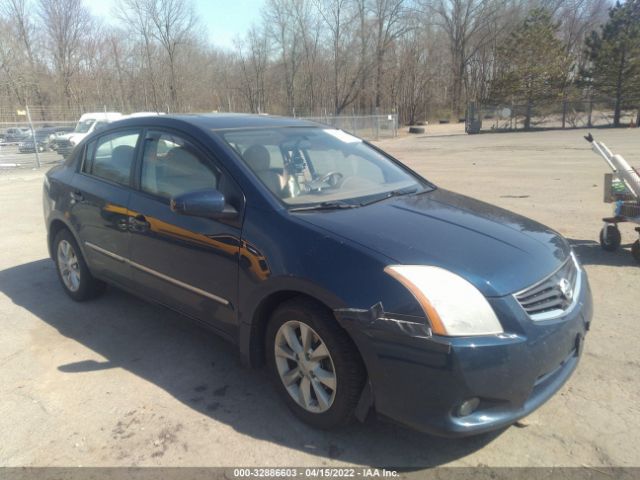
left=289, top=201, right=360, bottom=212
left=360, top=187, right=419, bottom=207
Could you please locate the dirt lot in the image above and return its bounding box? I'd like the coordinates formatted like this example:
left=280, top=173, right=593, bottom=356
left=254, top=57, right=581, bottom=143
left=0, top=128, right=639, bottom=468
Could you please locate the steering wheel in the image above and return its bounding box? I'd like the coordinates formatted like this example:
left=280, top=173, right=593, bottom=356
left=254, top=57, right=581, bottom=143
left=308, top=171, right=343, bottom=190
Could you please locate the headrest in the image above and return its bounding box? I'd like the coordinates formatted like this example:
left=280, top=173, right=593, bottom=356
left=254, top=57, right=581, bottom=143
left=243, top=144, right=270, bottom=172
left=111, top=145, right=134, bottom=166
left=166, top=147, right=197, bottom=164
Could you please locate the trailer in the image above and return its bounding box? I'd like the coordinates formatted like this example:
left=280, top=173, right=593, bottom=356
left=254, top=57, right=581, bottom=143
left=585, top=133, right=640, bottom=263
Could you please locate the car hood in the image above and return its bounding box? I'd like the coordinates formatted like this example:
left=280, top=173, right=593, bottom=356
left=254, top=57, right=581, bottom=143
left=295, top=189, right=570, bottom=297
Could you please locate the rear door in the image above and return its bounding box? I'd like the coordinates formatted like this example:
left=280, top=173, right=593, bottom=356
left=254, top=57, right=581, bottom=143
left=70, top=129, right=142, bottom=286
left=127, top=129, right=244, bottom=335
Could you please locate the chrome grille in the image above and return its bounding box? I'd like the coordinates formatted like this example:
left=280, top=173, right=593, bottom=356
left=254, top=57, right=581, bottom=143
left=515, top=255, right=580, bottom=321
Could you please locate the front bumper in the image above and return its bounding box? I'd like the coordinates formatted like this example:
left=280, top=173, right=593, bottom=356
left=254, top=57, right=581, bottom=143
left=52, top=140, right=74, bottom=157
left=57, top=145, right=73, bottom=157
left=337, top=270, right=593, bottom=437
left=18, top=143, right=46, bottom=153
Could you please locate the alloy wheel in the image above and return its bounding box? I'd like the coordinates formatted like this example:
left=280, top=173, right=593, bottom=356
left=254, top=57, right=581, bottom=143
left=57, top=239, right=81, bottom=292
left=274, top=320, right=337, bottom=413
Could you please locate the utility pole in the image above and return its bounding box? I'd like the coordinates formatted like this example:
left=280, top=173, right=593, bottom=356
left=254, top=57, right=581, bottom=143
left=26, top=105, right=41, bottom=169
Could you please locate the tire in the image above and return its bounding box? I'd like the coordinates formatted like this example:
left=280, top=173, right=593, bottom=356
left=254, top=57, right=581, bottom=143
left=408, top=126, right=425, bottom=134
left=53, top=229, right=106, bottom=301
left=632, top=240, right=640, bottom=264
left=599, top=225, right=621, bottom=251
left=266, top=298, right=366, bottom=430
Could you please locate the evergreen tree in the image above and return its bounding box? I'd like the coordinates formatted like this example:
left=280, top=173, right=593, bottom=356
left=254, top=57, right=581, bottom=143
left=490, top=9, right=571, bottom=129
left=583, top=1, right=640, bottom=127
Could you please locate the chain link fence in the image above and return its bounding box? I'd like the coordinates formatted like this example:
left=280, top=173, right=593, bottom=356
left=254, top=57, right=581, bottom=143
left=300, top=114, right=399, bottom=140
left=0, top=120, right=76, bottom=171
left=466, top=99, right=640, bottom=133
left=0, top=105, right=118, bottom=123
left=0, top=112, right=399, bottom=171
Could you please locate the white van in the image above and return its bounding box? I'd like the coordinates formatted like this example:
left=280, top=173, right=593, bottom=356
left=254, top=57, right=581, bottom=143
left=67, top=112, right=123, bottom=146
left=54, top=112, right=122, bottom=158
left=56, top=112, right=167, bottom=158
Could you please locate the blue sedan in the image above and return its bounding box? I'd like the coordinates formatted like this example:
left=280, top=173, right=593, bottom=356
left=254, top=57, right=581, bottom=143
left=43, top=114, right=592, bottom=436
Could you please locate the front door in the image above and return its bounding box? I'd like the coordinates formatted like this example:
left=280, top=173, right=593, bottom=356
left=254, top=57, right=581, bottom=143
left=70, top=129, right=142, bottom=286
left=127, top=130, right=243, bottom=335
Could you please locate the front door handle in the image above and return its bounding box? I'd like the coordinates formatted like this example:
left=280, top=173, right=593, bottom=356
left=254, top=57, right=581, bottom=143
left=129, top=214, right=150, bottom=232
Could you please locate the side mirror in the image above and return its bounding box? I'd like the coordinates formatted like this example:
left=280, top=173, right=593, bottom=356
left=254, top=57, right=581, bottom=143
left=170, top=189, right=238, bottom=220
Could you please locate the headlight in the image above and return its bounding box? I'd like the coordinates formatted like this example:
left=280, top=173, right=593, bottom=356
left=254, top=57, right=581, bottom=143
left=384, top=265, right=503, bottom=336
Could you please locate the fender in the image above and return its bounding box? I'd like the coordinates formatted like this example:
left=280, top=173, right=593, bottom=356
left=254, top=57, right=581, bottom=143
left=237, top=274, right=348, bottom=367
left=46, top=211, right=89, bottom=261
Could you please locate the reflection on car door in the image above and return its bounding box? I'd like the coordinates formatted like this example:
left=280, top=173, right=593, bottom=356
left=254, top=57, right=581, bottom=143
left=127, top=130, right=242, bottom=336
left=70, top=129, right=141, bottom=286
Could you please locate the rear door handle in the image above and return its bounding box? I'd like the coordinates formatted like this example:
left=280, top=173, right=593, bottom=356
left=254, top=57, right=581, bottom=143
left=70, top=190, right=83, bottom=202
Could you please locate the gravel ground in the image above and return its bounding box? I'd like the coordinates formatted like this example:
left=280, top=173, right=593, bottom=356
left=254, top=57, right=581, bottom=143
left=0, top=128, right=638, bottom=469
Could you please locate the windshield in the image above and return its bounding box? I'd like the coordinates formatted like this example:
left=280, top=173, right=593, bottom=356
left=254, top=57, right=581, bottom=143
left=74, top=119, right=95, bottom=133
left=220, top=127, right=429, bottom=206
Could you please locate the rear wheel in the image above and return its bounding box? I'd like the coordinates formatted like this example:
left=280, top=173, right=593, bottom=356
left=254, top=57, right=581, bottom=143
left=600, top=225, right=621, bottom=251
left=53, top=229, right=106, bottom=301
left=266, top=298, right=365, bottom=429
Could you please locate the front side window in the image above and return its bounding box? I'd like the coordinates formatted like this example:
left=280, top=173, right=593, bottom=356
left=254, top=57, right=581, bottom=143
left=83, top=130, right=140, bottom=185
left=219, top=127, right=429, bottom=206
left=94, top=121, right=109, bottom=133
left=140, top=131, right=219, bottom=199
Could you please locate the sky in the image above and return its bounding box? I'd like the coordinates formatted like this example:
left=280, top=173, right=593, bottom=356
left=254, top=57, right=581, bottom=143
left=83, top=0, right=265, bottom=49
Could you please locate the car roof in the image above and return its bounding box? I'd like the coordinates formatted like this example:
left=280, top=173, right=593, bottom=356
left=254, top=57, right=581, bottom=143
left=107, top=113, right=321, bottom=131
left=79, top=112, right=122, bottom=121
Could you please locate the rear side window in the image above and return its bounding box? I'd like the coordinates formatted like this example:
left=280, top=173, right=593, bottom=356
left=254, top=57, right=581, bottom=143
left=83, top=131, right=140, bottom=185
left=140, top=131, right=219, bottom=199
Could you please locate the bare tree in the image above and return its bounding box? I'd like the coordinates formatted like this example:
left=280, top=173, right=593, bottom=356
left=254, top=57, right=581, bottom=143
left=0, top=0, right=48, bottom=116
left=293, top=0, right=323, bottom=114
left=264, top=0, right=302, bottom=115
left=315, top=0, right=369, bottom=114
left=147, top=0, right=198, bottom=111
left=116, top=0, right=162, bottom=111
left=0, top=0, right=618, bottom=123
left=370, top=0, right=412, bottom=108
left=107, top=32, right=130, bottom=112
left=236, top=26, right=269, bottom=113
left=38, top=0, right=91, bottom=108
left=0, top=17, right=27, bottom=108
left=428, top=0, right=503, bottom=115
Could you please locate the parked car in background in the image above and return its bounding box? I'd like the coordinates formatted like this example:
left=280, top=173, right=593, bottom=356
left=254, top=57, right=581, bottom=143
left=43, top=114, right=592, bottom=437
left=48, top=126, right=75, bottom=151
left=1, top=127, right=30, bottom=144
left=18, top=128, right=57, bottom=153
left=55, top=112, right=123, bottom=158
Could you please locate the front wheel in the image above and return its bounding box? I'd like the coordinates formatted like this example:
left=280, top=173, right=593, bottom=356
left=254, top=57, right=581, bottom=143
left=600, top=225, right=621, bottom=251
left=53, top=229, right=106, bottom=301
left=266, top=298, right=366, bottom=429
